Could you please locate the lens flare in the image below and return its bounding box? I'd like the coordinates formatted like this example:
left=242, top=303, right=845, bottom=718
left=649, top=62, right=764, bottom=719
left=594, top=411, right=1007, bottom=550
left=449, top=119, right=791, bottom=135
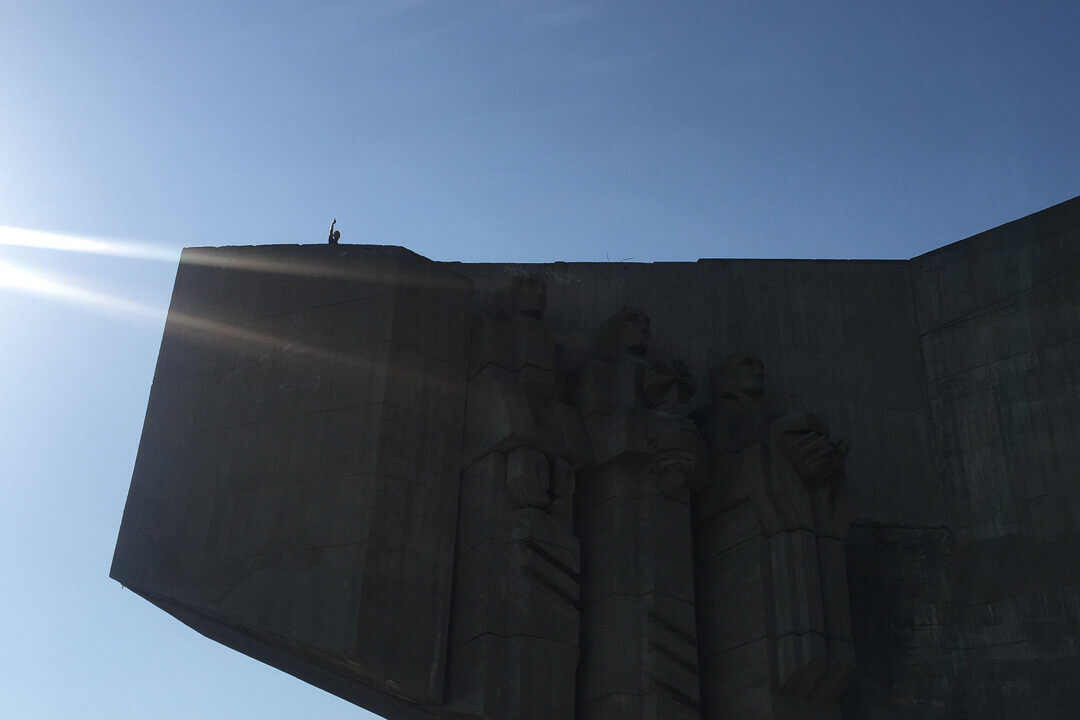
left=0, top=225, right=466, bottom=291
left=0, top=258, right=386, bottom=377
left=0, top=226, right=452, bottom=387
left=0, top=225, right=178, bottom=263
left=0, top=257, right=162, bottom=325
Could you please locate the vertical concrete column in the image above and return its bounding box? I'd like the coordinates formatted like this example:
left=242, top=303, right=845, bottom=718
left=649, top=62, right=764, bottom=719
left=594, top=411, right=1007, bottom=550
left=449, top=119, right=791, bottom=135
left=574, top=308, right=703, bottom=720
left=694, top=354, right=853, bottom=720
left=446, top=277, right=589, bottom=720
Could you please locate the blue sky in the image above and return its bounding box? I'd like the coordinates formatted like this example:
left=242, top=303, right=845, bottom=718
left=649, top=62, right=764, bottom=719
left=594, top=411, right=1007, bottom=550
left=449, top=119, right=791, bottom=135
left=0, top=1, right=1077, bottom=717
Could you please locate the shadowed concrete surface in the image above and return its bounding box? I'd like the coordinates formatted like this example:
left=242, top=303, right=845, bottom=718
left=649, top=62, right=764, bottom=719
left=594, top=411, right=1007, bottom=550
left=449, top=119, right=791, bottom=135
left=909, top=199, right=1080, bottom=719
left=112, top=195, right=1080, bottom=719
left=112, top=245, right=474, bottom=718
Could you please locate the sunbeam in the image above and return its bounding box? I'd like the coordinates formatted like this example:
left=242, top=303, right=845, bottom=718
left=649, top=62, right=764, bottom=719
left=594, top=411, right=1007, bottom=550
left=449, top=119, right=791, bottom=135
left=0, top=257, right=407, bottom=382
left=0, top=257, right=164, bottom=325
left=165, top=310, right=359, bottom=368
left=0, top=225, right=465, bottom=292
left=0, top=235, right=456, bottom=394
left=0, top=226, right=178, bottom=263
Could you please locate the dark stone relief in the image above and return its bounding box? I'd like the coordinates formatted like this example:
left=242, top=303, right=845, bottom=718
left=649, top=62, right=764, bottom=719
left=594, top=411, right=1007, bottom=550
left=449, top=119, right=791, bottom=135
left=111, top=195, right=1080, bottom=720
left=572, top=306, right=703, bottom=720
left=447, top=276, right=588, bottom=720
left=694, top=353, right=854, bottom=720
left=445, top=288, right=856, bottom=720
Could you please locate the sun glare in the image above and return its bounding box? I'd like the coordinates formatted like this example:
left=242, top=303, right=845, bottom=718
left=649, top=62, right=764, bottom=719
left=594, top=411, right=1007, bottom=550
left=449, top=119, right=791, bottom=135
left=0, top=225, right=178, bottom=263
left=0, top=258, right=59, bottom=296
left=0, top=227, right=445, bottom=383
left=0, top=257, right=162, bottom=325
left=0, top=225, right=177, bottom=327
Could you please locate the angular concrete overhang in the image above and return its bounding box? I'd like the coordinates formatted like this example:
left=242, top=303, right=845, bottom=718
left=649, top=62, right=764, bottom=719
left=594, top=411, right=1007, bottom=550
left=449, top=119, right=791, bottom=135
left=112, top=194, right=1080, bottom=719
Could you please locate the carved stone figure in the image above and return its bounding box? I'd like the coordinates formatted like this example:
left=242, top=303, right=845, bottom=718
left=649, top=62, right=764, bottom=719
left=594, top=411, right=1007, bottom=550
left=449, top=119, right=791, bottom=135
left=694, top=353, right=855, bottom=720
left=573, top=307, right=703, bottom=720
left=446, top=276, right=589, bottom=720
left=113, top=208, right=1080, bottom=720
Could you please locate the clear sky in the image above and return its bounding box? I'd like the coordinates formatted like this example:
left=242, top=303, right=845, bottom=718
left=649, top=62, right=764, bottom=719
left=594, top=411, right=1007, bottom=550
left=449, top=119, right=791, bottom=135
left=0, top=1, right=1077, bottom=718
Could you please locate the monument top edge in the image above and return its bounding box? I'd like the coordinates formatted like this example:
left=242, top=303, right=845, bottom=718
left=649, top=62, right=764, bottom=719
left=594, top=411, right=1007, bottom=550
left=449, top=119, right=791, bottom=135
left=179, top=245, right=909, bottom=264
left=176, top=192, right=1080, bottom=263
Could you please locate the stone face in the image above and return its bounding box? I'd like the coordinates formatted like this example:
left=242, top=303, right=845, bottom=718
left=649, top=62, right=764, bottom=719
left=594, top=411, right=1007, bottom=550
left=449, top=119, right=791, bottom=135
left=111, top=195, right=1080, bottom=720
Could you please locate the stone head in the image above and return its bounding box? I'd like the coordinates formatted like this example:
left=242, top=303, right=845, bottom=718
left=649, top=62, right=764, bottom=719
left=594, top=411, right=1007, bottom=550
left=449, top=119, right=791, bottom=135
left=592, top=305, right=652, bottom=362
left=508, top=276, right=547, bottom=320
left=712, top=353, right=764, bottom=403
left=617, top=306, right=650, bottom=357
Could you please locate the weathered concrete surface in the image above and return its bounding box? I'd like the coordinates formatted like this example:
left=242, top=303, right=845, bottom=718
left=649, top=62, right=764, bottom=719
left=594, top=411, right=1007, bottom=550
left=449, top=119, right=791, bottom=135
left=454, top=257, right=937, bottom=529
left=843, top=523, right=955, bottom=719
left=907, top=196, right=1080, bottom=719
left=454, top=259, right=929, bottom=720
left=445, top=280, right=584, bottom=720
left=111, top=194, right=1080, bottom=720
left=111, top=244, right=473, bottom=717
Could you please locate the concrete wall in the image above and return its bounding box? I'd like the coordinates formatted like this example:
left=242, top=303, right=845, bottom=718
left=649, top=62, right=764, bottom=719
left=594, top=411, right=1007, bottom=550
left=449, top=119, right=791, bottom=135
left=110, top=194, right=1080, bottom=720
left=454, top=258, right=939, bottom=529
left=452, top=258, right=942, bottom=720
left=111, top=244, right=473, bottom=718
left=909, top=196, right=1080, bottom=719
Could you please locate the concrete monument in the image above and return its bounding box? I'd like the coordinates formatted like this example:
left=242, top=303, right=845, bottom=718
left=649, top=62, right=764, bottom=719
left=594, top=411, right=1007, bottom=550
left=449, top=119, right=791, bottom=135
left=113, top=195, right=1080, bottom=719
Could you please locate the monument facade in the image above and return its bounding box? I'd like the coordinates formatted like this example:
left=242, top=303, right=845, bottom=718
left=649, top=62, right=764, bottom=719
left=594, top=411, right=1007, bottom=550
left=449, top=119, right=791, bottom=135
left=112, top=195, right=1080, bottom=719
